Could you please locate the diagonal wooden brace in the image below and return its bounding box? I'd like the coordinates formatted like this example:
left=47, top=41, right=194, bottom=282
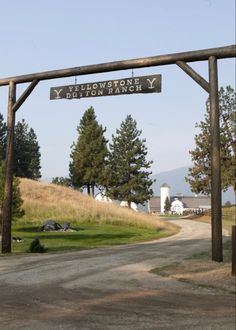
left=176, top=61, right=210, bottom=93
left=12, top=79, right=39, bottom=112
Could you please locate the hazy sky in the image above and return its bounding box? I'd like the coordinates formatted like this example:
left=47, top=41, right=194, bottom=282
left=0, top=0, right=235, bottom=179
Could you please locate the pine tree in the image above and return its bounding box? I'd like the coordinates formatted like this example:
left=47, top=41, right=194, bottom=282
left=106, top=115, right=154, bottom=207
left=0, top=113, right=7, bottom=162
left=69, top=107, right=108, bottom=196
left=164, top=196, right=171, bottom=214
left=186, top=86, right=236, bottom=195
left=14, top=119, right=41, bottom=180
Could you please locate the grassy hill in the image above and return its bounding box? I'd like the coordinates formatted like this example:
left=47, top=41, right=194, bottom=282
left=8, top=179, right=178, bottom=253
left=19, top=178, right=176, bottom=231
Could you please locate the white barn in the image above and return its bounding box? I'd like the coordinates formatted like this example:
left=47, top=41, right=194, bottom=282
left=149, top=183, right=211, bottom=215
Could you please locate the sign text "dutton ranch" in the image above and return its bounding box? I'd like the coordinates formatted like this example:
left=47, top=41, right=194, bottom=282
left=50, top=74, right=161, bottom=100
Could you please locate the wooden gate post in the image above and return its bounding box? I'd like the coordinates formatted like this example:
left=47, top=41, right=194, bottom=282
left=1, top=81, right=16, bottom=253
left=208, top=56, right=223, bottom=262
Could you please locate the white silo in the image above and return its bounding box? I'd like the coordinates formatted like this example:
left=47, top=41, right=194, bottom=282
left=160, top=183, right=170, bottom=214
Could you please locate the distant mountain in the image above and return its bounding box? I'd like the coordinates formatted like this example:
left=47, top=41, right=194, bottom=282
left=151, top=166, right=235, bottom=205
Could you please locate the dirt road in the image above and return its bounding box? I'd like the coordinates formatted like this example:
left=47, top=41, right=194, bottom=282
left=0, top=220, right=235, bottom=329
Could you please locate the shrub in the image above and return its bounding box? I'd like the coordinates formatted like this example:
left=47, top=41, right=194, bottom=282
left=29, top=237, right=46, bottom=253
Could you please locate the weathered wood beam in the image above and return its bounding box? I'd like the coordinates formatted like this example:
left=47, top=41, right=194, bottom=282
left=209, top=56, right=223, bottom=262
left=176, top=61, right=210, bottom=93
left=1, top=81, right=16, bottom=253
left=13, top=79, right=39, bottom=112
left=0, top=45, right=235, bottom=86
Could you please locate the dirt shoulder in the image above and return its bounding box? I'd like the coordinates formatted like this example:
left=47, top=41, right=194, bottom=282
left=151, top=215, right=235, bottom=294
left=151, top=255, right=235, bottom=294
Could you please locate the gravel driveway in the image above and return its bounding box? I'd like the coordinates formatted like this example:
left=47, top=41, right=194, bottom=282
left=0, top=220, right=235, bottom=330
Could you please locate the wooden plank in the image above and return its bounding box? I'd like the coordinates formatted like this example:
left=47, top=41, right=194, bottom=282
left=50, top=74, right=161, bottom=100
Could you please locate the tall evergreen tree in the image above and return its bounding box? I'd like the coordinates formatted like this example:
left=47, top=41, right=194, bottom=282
left=69, top=107, right=108, bottom=196
left=186, top=86, right=236, bottom=195
left=14, top=119, right=41, bottom=180
left=106, top=115, right=154, bottom=207
left=0, top=113, right=7, bottom=162
left=164, top=196, right=171, bottom=214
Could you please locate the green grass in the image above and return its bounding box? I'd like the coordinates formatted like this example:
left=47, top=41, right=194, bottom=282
left=12, top=223, right=171, bottom=253
left=6, top=179, right=178, bottom=254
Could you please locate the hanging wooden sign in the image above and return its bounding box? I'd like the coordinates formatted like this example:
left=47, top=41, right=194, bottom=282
left=50, top=74, right=161, bottom=100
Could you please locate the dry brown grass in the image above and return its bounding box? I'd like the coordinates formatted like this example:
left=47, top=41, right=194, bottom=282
left=19, top=178, right=176, bottom=232
left=152, top=206, right=236, bottom=292
left=153, top=259, right=235, bottom=293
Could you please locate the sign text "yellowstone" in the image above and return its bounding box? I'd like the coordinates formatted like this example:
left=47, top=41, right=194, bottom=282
left=50, top=74, right=161, bottom=100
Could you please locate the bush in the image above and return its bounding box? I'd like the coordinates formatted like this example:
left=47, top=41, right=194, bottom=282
left=29, top=237, right=46, bottom=253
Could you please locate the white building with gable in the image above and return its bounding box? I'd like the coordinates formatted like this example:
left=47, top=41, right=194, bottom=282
left=149, top=183, right=211, bottom=215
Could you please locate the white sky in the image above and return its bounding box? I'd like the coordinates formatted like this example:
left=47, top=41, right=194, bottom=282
left=0, top=0, right=235, bottom=178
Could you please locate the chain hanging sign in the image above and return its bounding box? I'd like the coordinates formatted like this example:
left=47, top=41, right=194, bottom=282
left=50, top=74, right=161, bottom=100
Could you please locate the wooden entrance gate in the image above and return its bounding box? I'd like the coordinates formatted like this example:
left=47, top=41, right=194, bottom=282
left=0, top=44, right=235, bottom=261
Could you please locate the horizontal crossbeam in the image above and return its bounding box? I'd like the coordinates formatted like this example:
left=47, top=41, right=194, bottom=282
left=0, top=45, right=235, bottom=86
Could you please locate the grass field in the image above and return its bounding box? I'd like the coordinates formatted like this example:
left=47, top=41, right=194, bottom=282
left=19, top=179, right=175, bottom=230
left=9, top=179, right=178, bottom=253
left=12, top=223, right=171, bottom=253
